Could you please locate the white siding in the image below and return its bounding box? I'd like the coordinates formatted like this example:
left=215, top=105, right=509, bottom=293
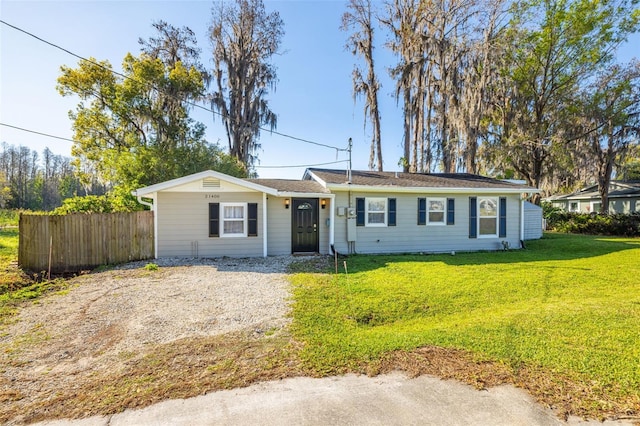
left=523, top=202, right=543, bottom=240
left=331, top=191, right=523, bottom=254
left=157, top=192, right=263, bottom=258
left=266, top=197, right=291, bottom=255
left=318, top=198, right=330, bottom=254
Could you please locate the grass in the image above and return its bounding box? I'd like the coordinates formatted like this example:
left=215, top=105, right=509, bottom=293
left=0, top=221, right=69, bottom=325
left=289, top=233, right=640, bottom=419
left=2, top=231, right=639, bottom=422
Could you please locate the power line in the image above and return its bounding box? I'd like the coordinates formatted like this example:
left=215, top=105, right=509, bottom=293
left=1, top=122, right=351, bottom=170
left=0, top=122, right=75, bottom=143
left=255, top=160, right=349, bottom=168
left=0, top=19, right=348, bottom=153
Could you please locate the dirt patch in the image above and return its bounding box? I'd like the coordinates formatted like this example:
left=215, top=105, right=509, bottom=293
left=0, top=257, right=296, bottom=424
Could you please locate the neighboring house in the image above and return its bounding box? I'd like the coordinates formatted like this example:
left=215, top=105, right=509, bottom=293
left=546, top=181, right=640, bottom=214
left=132, top=168, right=540, bottom=258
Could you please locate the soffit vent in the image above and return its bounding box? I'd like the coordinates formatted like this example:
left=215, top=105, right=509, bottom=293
left=202, top=178, right=221, bottom=188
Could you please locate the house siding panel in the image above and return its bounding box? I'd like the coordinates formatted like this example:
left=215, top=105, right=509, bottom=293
left=157, top=192, right=264, bottom=258
left=331, top=192, right=523, bottom=254
left=266, top=197, right=291, bottom=255
left=524, top=201, right=543, bottom=240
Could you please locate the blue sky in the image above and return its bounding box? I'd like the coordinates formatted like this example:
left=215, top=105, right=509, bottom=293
left=1, top=0, right=638, bottom=180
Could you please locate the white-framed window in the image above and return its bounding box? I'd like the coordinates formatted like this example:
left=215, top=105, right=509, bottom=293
left=221, top=203, right=247, bottom=237
left=478, top=197, right=498, bottom=237
left=427, top=198, right=446, bottom=225
left=366, top=197, right=387, bottom=226
left=569, top=201, right=579, bottom=212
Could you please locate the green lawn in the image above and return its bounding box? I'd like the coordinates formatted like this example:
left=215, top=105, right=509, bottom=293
left=290, top=233, right=640, bottom=417
left=0, top=214, right=68, bottom=324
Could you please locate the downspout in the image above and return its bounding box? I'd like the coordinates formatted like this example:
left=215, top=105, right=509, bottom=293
left=520, top=194, right=525, bottom=244
left=329, top=194, right=335, bottom=254
left=136, top=195, right=153, bottom=209
left=263, top=193, right=268, bottom=258
left=134, top=192, right=158, bottom=259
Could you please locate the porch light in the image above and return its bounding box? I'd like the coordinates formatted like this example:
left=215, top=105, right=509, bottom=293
left=285, top=198, right=290, bottom=209
left=321, top=199, right=326, bottom=209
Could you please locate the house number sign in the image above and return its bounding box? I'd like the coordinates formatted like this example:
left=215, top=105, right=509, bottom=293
left=205, top=194, right=220, bottom=199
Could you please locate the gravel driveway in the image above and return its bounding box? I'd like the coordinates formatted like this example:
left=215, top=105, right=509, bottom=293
left=0, top=256, right=296, bottom=424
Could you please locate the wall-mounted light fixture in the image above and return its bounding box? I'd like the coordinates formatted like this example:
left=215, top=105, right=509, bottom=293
left=321, top=199, right=326, bottom=209
left=285, top=198, right=290, bottom=209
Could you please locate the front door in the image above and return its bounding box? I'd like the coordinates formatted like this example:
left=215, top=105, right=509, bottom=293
left=292, top=198, right=319, bottom=253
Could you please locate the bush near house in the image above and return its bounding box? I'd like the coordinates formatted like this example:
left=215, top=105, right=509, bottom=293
left=545, top=210, right=640, bottom=236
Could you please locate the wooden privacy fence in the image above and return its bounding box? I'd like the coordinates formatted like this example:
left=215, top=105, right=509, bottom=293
left=19, top=211, right=154, bottom=273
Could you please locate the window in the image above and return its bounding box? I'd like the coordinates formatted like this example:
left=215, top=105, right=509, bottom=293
left=419, top=198, right=454, bottom=225
left=209, top=202, right=258, bottom=238
left=427, top=198, right=445, bottom=224
left=220, top=203, right=247, bottom=237
left=569, top=201, right=579, bottom=212
left=366, top=197, right=387, bottom=226
left=478, top=197, right=498, bottom=237
left=356, top=197, right=395, bottom=227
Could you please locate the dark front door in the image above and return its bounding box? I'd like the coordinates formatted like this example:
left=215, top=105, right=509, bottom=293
left=292, top=198, right=319, bottom=253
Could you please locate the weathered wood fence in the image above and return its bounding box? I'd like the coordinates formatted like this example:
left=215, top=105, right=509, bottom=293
left=19, top=212, right=154, bottom=273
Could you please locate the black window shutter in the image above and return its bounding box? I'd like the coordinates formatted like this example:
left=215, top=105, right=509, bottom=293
left=447, top=198, right=455, bottom=225
left=209, top=203, right=219, bottom=237
left=418, top=198, right=426, bottom=225
left=356, top=197, right=365, bottom=226
left=388, top=198, right=397, bottom=226
left=248, top=203, right=258, bottom=237
left=499, top=197, right=507, bottom=238
left=469, top=197, right=477, bottom=238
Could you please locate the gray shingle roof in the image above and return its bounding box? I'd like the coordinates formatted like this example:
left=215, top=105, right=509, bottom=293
left=248, top=178, right=330, bottom=194
left=306, top=168, right=534, bottom=190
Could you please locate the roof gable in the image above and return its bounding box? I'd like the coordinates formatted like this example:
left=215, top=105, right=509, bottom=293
left=133, top=170, right=279, bottom=197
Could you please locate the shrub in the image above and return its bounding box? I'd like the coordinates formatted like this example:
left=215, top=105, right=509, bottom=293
left=52, top=194, right=142, bottom=214
left=546, top=211, right=640, bottom=237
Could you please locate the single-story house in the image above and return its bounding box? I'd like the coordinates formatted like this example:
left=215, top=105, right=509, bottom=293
left=132, top=168, right=541, bottom=258
left=546, top=181, right=640, bottom=214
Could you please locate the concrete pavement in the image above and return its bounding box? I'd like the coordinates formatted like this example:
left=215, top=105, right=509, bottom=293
left=36, top=373, right=632, bottom=426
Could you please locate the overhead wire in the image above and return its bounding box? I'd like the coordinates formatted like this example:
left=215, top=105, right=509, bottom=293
left=0, top=19, right=348, bottom=153
left=254, top=160, right=349, bottom=168
left=0, top=122, right=76, bottom=143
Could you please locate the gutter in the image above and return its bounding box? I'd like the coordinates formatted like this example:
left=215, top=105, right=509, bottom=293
left=325, top=184, right=539, bottom=195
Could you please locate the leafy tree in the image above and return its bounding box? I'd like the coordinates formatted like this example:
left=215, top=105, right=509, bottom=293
left=578, top=61, right=640, bottom=212
left=209, top=0, right=284, bottom=172
left=488, top=0, right=639, bottom=202
left=57, top=23, right=245, bottom=201
left=342, top=0, right=384, bottom=171
left=619, top=156, right=640, bottom=180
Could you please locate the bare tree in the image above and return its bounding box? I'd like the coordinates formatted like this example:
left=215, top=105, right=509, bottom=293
left=342, top=0, right=384, bottom=171
left=383, top=0, right=498, bottom=174
left=382, top=0, right=422, bottom=172
left=209, top=0, right=284, bottom=172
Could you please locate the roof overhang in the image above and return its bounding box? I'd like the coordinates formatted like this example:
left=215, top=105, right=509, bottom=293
left=274, top=192, right=335, bottom=198
left=324, top=183, right=539, bottom=195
